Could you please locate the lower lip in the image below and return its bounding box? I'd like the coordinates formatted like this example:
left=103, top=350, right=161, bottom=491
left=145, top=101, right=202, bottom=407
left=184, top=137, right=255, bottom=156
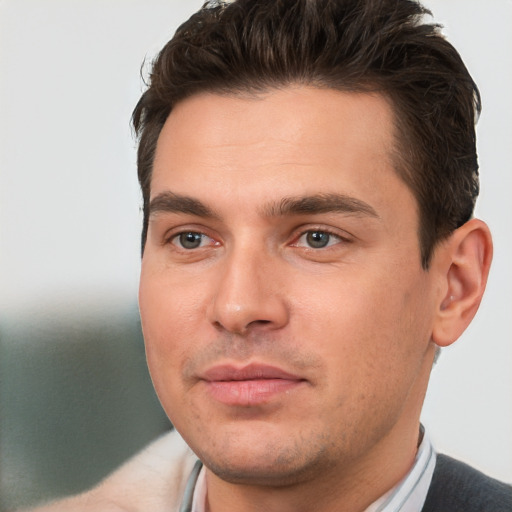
left=205, top=379, right=304, bottom=406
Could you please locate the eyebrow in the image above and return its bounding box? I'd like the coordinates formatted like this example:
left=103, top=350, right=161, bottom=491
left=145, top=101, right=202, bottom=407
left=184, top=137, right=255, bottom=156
left=148, top=191, right=379, bottom=221
left=263, top=193, right=379, bottom=219
left=149, top=191, right=219, bottom=219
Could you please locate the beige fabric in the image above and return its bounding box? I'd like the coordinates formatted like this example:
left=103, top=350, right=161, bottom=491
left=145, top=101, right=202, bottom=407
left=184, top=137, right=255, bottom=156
left=23, top=431, right=196, bottom=512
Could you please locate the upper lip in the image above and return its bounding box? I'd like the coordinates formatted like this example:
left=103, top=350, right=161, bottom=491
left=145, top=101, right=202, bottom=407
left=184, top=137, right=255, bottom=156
left=201, top=363, right=304, bottom=382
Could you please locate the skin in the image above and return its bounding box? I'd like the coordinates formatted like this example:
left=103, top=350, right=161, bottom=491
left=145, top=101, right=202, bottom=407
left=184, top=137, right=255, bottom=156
left=139, top=87, right=492, bottom=512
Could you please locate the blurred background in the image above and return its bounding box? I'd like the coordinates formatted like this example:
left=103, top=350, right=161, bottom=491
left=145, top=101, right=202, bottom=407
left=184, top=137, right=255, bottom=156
left=0, top=0, right=511, bottom=510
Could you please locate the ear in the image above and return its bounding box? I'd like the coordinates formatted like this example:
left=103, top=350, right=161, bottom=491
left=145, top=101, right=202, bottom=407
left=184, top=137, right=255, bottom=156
left=431, top=218, right=493, bottom=347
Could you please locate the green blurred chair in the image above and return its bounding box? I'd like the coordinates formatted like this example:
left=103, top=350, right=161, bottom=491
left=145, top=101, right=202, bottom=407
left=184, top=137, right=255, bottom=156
left=0, top=299, right=171, bottom=512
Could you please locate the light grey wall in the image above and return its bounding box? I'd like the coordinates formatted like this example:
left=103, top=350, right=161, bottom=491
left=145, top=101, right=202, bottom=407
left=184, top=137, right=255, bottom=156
left=1, top=0, right=510, bottom=484
left=419, top=0, right=512, bottom=483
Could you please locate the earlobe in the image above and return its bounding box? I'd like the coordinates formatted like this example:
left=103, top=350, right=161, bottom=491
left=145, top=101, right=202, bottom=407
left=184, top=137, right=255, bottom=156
left=432, top=219, right=493, bottom=347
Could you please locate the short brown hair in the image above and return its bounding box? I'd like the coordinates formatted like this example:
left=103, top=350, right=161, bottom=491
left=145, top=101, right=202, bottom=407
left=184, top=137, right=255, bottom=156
left=132, top=0, right=480, bottom=268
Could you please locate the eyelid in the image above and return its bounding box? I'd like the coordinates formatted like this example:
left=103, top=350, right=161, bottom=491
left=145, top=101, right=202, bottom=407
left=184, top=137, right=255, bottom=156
left=171, top=232, right=212, bottom=249
left=162, top=225, right=221, bottom=248
left=290, top=226, right=353, bottom=247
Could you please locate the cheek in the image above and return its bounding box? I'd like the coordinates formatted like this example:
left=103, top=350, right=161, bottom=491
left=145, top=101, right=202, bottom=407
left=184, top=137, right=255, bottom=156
left=139, top=266, right=205, bottom=402
left=140, top=260, right=207, bottom=341
left=293, top=270, right=389, bottom=344
left=294, top=263, right=432, bottom=379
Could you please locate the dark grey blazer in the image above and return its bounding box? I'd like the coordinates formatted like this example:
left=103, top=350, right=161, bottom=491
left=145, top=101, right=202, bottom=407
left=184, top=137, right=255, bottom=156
left=421, top=454, right=512, bottom=512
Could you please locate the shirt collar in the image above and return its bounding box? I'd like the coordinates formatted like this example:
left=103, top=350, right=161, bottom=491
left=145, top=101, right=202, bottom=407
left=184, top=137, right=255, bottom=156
left=189, top=428, right=436, bottom=512
left=366, top=429, right=436, bottom=512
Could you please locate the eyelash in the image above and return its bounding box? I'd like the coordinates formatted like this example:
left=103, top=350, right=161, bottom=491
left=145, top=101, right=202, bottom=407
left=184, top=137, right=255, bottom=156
left=292, top=228, right=351, bottom=250
left=168, top=231, right=217, bottom=250
left=166, top=227, right=351, bottom=252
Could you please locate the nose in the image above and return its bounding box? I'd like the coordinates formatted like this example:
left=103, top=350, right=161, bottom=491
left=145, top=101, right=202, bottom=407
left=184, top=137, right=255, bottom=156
left=207, top=245, right=289, bottom=335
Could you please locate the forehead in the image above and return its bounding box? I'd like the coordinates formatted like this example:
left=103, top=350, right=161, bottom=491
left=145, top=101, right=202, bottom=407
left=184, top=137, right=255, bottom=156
left=151, top=87, right=414, bottom=224
left=154, top=87, right=395, bottom=173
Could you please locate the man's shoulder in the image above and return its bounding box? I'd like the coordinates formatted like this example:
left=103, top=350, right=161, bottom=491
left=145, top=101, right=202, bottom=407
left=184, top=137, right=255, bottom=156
left=422, top=453, right=512, bottom=512
left=22, top=430, right=196, bottom=512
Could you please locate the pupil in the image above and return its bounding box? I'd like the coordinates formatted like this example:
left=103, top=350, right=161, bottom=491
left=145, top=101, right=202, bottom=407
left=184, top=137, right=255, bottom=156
left=307, top=231, right=329, bottom=248
left=180, top=232, right=201, bottom=249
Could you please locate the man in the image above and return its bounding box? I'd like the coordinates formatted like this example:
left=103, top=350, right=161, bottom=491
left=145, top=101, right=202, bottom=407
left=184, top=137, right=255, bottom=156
left=27, top=0, right=511, bottom=511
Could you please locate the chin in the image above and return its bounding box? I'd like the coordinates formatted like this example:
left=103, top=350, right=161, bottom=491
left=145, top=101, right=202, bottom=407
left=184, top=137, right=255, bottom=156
left=204, top=456, right=324, bottom=487
left=192, top=432, right=335, bottom=487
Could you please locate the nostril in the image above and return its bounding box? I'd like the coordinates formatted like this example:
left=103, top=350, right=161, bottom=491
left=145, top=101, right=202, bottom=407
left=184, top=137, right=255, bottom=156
left=213, top=318, right=273, bottom=335
left=207, top=282, right=289, bottom=334
left=250, top=319, right=271, bottom=326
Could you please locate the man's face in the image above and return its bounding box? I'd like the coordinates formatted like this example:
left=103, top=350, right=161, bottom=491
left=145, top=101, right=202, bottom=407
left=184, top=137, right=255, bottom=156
left=139, top=87, right=439, bottom=486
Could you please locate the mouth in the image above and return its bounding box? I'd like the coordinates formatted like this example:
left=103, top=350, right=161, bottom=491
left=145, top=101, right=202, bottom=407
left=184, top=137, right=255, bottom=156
left=200, top=363, right=307, bottom=407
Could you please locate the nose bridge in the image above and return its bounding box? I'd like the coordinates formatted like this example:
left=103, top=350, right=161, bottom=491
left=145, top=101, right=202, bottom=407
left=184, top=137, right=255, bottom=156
left=208, top=241, right=288, bottom=334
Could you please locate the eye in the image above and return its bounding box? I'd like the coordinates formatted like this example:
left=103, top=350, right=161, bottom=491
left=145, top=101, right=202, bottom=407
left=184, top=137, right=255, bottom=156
left=296, top=230, right=343, bottom=249
left=171, top=231, right=213, bottom=249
